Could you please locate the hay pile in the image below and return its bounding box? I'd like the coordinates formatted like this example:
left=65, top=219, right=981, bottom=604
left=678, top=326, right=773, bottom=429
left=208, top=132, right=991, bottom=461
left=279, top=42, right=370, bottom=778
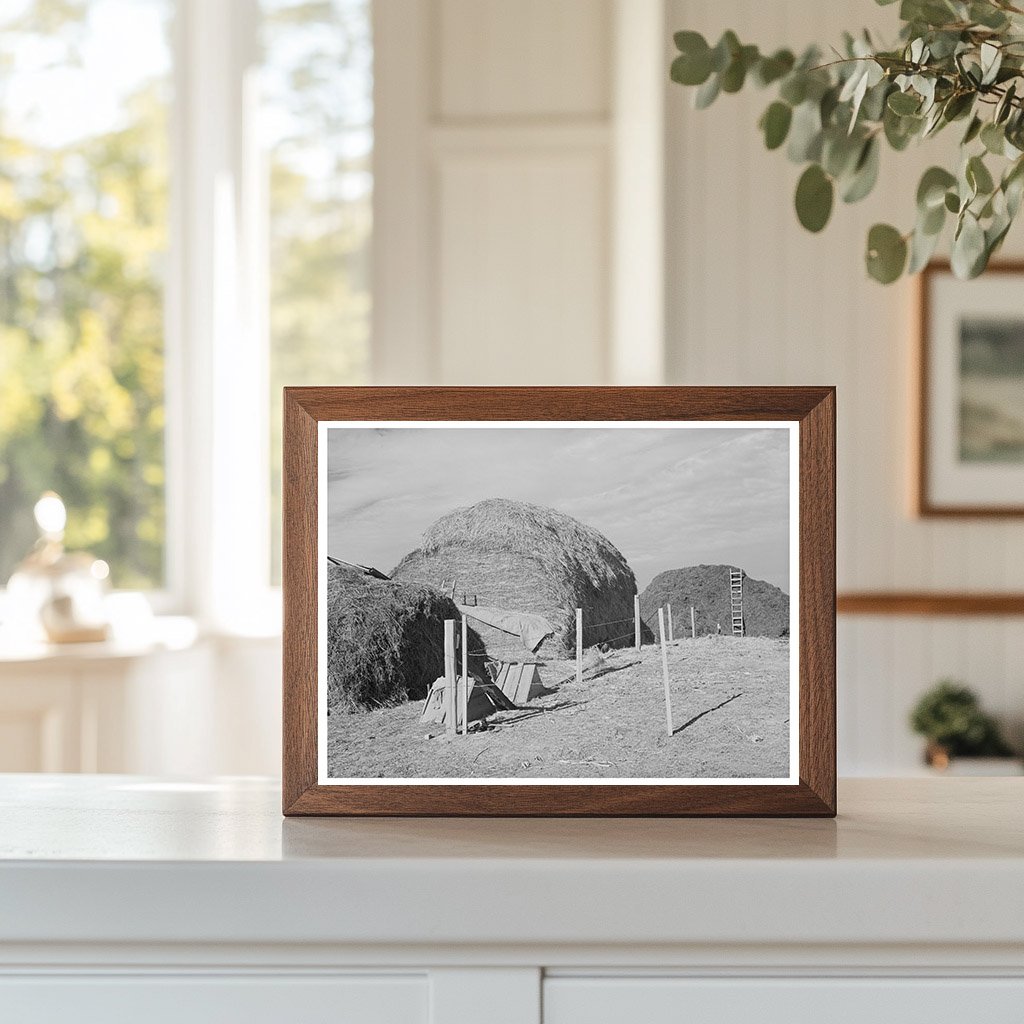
left=392, top=498, right=640, bottom=658
left=326, top=561, right=463, bottom=713
left=640, top=564, right=789, bottom=638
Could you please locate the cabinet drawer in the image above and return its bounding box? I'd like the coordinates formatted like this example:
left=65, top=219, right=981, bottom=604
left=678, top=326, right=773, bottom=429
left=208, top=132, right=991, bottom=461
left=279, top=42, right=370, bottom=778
left=544, top=977, right=1024, bottom=1024
left=0, top=974, right=427, bottom=1024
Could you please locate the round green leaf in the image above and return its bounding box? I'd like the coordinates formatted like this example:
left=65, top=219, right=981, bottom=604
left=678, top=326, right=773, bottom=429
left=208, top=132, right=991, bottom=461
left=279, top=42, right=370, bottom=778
left=917, top=166, right=957, bottom=211
left=866, top=223, right=908, bottom=284
left=908, top=223, right=942, bottom=274
left=887, top=91, right=920, bottom=116
left=754, top=49, right=794, bottom=87
left=952, top=212, right=987, bottom=279
left=962, top=116, right=983, bottom=145
left=787, top=101, right=823, bottom=162
left=760, top=101, right=792, bottom=150
left=842, top=137, right=880, bottom=203
left=694, top=73, right=721, bottom=109
left=981, top=122, right=1006, bottom=155
left=944, top=190, right=961, bottom=214
left=671, top=32, right=712, bottom=86
left=795, top=164, right=834, bottom=233
left=967, top=155, right=995, bottom=196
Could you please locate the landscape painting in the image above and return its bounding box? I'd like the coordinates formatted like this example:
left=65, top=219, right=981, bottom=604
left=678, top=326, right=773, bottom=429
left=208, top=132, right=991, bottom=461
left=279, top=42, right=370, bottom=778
left=959, top=316, right=1024, bottom=463
left=319, top=423, right=797, bottom=784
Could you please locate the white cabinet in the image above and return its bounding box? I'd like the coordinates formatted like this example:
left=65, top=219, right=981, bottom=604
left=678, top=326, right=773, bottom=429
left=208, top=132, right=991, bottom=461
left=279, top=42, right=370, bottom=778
left=0, top=975, right=428, bottom=1024
left=544, top=977, right=1024, bottom=1024
left=2, top=778, right=1023, bottom=1024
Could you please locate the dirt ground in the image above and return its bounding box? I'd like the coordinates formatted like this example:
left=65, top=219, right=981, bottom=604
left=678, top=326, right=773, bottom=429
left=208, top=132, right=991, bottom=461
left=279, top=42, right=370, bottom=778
left=327, top=636, right=792, bottom=780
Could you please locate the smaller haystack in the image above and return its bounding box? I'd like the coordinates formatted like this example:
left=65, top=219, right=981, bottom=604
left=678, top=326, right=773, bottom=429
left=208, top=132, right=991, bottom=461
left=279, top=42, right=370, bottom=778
left=640, top=564, right=789, bottom=638
left=326, top=561, right=464, bottom=713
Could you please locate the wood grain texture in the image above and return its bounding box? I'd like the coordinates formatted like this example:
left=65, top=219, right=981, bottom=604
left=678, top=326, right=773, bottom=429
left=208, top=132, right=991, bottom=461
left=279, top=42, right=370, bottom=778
left=916, top=260, right=1024, bottom=518
left=838, top=592, right=1024, bottom=616
left=282, top=387, right=836, bottom=817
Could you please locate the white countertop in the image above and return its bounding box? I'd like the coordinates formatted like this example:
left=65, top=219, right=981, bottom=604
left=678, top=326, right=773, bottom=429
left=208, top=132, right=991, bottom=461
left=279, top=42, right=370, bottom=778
left=2, top=775, right=1023, bottom=951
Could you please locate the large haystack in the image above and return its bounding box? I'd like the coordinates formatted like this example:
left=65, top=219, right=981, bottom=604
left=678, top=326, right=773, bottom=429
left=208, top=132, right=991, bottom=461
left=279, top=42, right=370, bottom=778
left=326, top=561, right=463, bottom=713
left=640, top=564, right=789, bottom=638
left=392, top=498, right=639, bottom=658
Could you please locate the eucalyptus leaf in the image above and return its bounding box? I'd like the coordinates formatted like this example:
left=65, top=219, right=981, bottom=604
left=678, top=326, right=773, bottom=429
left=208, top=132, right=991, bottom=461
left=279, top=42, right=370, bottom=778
left=842, top=137, right=881, bottom=203
left=754, top=49, right=795, bottom=87
left=779, top=73, right=807, bottom=106
left=980, top=42, right=1003, bottom=86
left=908, top=222, right=943, bottom=273
left=962, top=115, right=983, bottom=145
left=888, top=90, right=921, bottom=115
left=787, top=101, right=824, bottom=162
left=721, top=45, right=758, bottom=93
left=710, top=31, right=740, bottom=73
left=970, top=2, right=1009, bottom=29
left=917, top=166, right=957, bottom=210
left=866, top=223, right=908, bottom=283
left=694, top=73, right=721, bottom=109
left=967, top=154, right=995, bottom=195
left=981, top=121, right=1006, bottom=155
left=760, top=101, right=793, bottom=150
left=670, top=5, right=1024, bottom=284
left=995, top=82, right=1017, bottom=124
left=795, top=164, right=834, bottom=232
left=951, top=211, right=987, bottom=278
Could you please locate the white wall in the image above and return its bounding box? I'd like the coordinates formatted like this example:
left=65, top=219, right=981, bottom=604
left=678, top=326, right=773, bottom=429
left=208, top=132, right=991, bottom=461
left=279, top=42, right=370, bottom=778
left=373, top=0, right=666, bottom=386
left=110, top=0, right=1000, bottom=781
left=665, top=0, right=1024, bottom=772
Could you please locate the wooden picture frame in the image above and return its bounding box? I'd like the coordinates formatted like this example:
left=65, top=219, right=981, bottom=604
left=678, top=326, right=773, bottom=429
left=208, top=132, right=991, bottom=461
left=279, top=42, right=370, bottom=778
left=283, top=387, right=836, bottom=817
left=917, top=260, right=1024, bottom=517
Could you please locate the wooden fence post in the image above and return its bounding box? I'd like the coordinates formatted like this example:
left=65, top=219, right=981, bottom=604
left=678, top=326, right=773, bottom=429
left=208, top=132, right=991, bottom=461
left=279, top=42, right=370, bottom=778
left=690, top=605, right=696, bottom=640
left=658, top=607, right=673, bottom=736
left=444, top=619, right=456, bottom=736
left=461, top=615, right=468, bottom=736
left=667, top=602, right=674, bottom=642
left=634, top=594, right=641, bottom=650
left=576, top=608, right=583, bottom=685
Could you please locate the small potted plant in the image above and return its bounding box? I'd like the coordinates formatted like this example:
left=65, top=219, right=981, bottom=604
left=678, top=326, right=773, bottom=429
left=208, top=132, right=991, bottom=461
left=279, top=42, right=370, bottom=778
left=909, top=680, right=1019, bottom=773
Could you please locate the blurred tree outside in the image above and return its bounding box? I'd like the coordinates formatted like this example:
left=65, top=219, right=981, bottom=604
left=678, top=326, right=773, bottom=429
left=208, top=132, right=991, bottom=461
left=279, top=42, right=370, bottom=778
left=0, top=0, right=171, bottom=588
left=263, top=0, right=372, bottom=582
left=0, top=0, right=372, bottom=594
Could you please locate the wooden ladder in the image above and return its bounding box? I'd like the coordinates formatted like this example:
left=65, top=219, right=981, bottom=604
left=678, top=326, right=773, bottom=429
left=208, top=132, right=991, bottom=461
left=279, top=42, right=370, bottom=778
left=729, top=568, right=744, bottom=636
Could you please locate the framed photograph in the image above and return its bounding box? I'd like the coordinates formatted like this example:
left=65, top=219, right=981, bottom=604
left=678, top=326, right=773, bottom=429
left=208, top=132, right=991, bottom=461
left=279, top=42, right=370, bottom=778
left=917, top=261, right=1024, bottom=516
left=283, top=387, right=835, bottom=816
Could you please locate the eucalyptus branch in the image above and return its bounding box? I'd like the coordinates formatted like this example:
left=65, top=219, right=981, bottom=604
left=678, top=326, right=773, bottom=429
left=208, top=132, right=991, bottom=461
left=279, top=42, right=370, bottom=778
left=670, top=0, right=1024, bottom=283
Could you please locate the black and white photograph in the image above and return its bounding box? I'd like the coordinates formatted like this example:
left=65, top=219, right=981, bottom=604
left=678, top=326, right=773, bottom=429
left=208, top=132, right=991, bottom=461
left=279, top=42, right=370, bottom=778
left=919, top=263, right=1024, bottom=514
left=318, top=422, right=798, bottom=784
left=959, top=317, right=1024, bottom=464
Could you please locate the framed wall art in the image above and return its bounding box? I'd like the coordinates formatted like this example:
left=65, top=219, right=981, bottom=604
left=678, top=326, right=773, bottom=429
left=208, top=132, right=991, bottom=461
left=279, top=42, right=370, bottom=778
left=917, top=261, right=1024, bottom=517
left=282, top=387, right=836, bottom=816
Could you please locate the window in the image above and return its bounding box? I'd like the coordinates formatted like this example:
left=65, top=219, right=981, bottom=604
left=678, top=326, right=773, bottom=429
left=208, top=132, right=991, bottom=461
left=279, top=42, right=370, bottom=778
left=262, top=0, right=373, bottom=581
left=0, top=0, right=172, bottom=589
left=0, top=0, right=373, bottom=615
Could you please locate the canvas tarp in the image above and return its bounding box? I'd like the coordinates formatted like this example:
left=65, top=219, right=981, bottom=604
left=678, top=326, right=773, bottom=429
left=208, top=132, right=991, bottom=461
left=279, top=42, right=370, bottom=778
left=456, top=604, right=554, bottom=653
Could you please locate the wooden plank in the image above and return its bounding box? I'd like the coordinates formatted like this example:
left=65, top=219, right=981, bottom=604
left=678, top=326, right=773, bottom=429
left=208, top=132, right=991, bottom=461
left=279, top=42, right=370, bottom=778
left=667, top=602, right=674, bottom=642
left=658, top=607, right=673, bottom=737
left=690, top=605, right=695, bottom=640
left=634, top=593, right=641, bottom=650
left=461, top=615, right=468, bottom=736
left=837, top=592, right=1024, bottom=616
left=576, top=608, right=583, bottom=686
left=444, top=619, right=456, bottom=736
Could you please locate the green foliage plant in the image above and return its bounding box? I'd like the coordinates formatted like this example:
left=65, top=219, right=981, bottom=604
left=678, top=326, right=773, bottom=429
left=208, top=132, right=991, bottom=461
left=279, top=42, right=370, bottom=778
left=671, top=0, right=1024, bottom=283
left=909, top=679, right=1015, bottom=757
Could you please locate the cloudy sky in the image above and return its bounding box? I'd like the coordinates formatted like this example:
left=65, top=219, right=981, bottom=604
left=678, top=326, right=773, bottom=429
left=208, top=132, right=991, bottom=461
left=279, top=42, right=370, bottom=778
left=326, top=426, right=793, bottom=592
